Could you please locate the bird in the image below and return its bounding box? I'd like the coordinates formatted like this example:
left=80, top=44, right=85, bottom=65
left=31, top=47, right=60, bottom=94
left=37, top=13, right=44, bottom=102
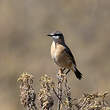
left=47, top=31, right=82, bottom=80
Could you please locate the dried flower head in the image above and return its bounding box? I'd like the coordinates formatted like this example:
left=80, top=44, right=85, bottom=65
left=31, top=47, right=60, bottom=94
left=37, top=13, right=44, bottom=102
left=38, top=74, right=54, bottom=110
left=73, top=91, right=110, bottom=110
left=18, top=72, right=37, bottom=110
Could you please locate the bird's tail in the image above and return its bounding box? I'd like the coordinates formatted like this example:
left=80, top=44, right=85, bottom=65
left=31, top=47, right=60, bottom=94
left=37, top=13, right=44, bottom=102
left=72, top=66, right=82, bottom=80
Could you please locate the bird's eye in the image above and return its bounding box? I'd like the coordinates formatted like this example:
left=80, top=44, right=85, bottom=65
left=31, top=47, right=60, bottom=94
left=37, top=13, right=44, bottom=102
left=52, top=35, right=59, bottom=39
left=55, top=36, right=60, bottom=39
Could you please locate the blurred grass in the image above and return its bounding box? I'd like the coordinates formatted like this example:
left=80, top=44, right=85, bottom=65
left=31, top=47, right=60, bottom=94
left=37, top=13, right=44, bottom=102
left=0, top=0, right=110, bottom=110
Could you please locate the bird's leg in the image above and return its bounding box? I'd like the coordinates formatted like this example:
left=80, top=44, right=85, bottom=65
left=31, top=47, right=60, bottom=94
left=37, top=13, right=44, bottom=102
left=62, top=68, right=66, bottom=72
left=65, top=69, right=70, bottom=75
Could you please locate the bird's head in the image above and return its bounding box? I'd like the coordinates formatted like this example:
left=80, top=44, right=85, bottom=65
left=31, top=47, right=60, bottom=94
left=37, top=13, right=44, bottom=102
left=47, top=31, right=64, bottom=43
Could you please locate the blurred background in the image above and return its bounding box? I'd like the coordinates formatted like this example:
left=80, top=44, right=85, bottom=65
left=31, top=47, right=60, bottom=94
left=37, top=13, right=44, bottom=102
left=0, top=0, right=110, bottom=109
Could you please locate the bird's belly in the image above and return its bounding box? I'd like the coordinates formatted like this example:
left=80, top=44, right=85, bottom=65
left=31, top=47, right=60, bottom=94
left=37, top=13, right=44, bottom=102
left=53, top=52, right=72, bottom=68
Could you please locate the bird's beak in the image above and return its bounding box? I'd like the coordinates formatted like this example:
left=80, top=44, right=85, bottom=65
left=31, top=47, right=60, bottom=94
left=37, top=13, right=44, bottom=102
left=47, top=33, right=54, bottom=37
left=47, top=34, right=52, bottom=37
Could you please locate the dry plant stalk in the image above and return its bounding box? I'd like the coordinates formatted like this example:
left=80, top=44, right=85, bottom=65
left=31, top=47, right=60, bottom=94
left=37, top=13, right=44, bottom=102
left=57, top=69, right=63, bottom=110
left=17, top=72, right=37, bottom=110
left=38, top=74, right=54, bottom=110
left=57, top=69, right=73, bottom=110
left=64, top=77, right=73, bottom=110
left=73, top=91, right=110, bottom=110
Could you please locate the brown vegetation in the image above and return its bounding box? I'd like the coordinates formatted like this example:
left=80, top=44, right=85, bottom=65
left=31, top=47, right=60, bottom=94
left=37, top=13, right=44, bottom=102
left=18, top=72, right=110, bottom=110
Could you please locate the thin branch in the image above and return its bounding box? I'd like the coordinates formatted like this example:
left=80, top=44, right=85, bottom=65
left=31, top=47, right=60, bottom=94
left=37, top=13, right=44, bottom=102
left=53, top=88, right=63, bottom=104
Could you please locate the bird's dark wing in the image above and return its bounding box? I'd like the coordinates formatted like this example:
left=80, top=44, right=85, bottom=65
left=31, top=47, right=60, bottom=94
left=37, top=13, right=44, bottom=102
left=64, top=44, right=76, bottom=66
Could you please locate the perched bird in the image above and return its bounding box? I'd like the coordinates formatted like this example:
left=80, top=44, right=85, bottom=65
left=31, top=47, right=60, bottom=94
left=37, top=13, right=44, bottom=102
left=47, top=31, right=82, bottom=80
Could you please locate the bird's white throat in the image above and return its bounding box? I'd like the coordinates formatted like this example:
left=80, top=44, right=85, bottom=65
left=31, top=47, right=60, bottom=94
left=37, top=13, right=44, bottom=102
left=52, top=41, right=56, bottom=49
